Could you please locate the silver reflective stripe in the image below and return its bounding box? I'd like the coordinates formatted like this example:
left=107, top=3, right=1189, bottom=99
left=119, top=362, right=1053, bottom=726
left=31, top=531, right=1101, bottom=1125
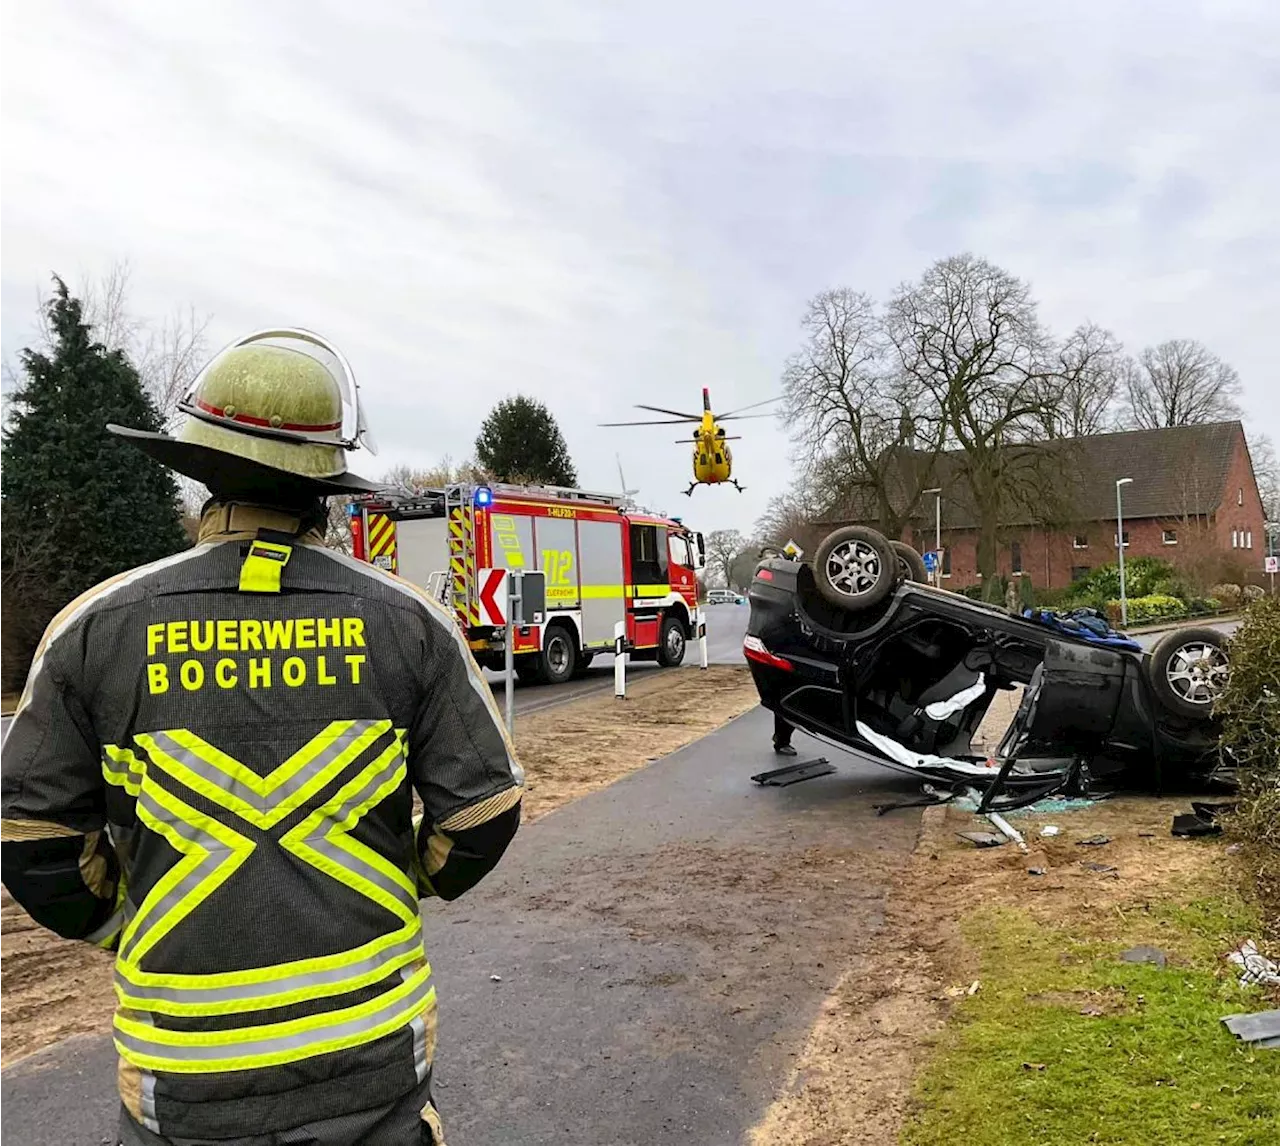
left=146, top=721, right=388, bottom=814
left=140, top=1071, right=159, bottom=1133
left=405, top=965, right=428, bottom=1083
left=116, top=930, right=423, bottom=1007
left=115, top=973, right=434, bottom=1063
left=86, top=908, right=125, bottom=946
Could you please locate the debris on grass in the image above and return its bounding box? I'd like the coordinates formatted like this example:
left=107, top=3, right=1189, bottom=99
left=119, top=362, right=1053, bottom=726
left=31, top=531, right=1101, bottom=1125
left=1121, top=946, right=1168, bottom=968
left=956, top=831, right=1006, bottom=848
left=1226, top=940, right=1280, bottom=988
left=1076, top=834, right=1112, bottom=847
left=1222, top=1010, right=1280, bottom=1050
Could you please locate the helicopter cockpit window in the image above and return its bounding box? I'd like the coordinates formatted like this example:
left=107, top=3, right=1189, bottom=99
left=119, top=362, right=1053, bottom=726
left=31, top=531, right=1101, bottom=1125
left=629, top=524, right=669, bottom=585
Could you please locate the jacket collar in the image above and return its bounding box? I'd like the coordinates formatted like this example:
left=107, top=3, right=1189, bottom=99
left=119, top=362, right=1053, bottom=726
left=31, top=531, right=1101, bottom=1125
left=197, top=501, right=326, bottom=545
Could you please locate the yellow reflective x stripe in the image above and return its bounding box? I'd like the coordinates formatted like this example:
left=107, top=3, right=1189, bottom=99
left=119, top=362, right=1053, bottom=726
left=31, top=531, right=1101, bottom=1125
left=134, top=721, right=391, bottom=830
left=121, top=781, right=255, bottom=967
left=105, top=723, right=421, bottom=1035
left=280, top=734, right=416, bottom=923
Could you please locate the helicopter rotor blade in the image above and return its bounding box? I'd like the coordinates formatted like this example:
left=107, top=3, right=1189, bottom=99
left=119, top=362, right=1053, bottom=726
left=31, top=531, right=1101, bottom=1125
left=719, top=412, right=779, bottom=422
left=599, top=418, right=700, bottom=426
left=634, top=403, right=703, bottom=420
left=718, top=395, right=782, bottom=418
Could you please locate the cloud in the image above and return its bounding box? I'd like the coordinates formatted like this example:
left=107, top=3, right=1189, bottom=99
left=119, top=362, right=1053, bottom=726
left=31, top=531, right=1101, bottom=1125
left=3, top=0, right=1278, bottom=534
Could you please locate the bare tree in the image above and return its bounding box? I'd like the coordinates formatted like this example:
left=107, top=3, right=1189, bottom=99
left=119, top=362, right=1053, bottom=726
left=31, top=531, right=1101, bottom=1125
left=1037, top=322, right=1126, bottom=438
left=886, top=253, right=1064, bottom=594
left=781, top=288, right=940, bottom=539
left=382, top=457, right=488, bottom=495
left=64, top=261, right=213, bottom=427
left=1122, top=338, right=1242, bottom=429
left=754, top=475, right=832, bottom=556
left=703, top=529, right=744, bottom=587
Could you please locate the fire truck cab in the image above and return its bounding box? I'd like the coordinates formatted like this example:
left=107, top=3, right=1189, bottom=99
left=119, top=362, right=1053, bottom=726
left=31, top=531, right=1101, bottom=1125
left=349, top=482, right=707, bottom=685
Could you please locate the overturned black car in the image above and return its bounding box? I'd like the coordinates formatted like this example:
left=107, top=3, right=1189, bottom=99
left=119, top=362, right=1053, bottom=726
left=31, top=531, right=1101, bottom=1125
left=744, top=526, right=1232, bottom=811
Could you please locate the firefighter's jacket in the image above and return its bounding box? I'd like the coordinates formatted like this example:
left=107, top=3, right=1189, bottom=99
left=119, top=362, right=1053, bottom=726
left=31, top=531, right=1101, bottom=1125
left=0, top=502, right=523, bottom=1139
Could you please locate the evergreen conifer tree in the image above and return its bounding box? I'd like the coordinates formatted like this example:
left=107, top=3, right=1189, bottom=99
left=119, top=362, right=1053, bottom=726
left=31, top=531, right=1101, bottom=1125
left=2, top=278, right=187, bottom=689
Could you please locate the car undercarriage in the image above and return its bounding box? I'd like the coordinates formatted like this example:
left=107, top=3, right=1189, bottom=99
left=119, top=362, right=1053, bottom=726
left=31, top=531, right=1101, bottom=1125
left=745, top=527, right=1232, bottom=811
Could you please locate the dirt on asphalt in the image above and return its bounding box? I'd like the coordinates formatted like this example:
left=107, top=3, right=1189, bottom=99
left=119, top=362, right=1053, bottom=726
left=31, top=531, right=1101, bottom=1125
left=515, top=664, right=759, bottom=823
left=0, top=666, right=760, bottom=1068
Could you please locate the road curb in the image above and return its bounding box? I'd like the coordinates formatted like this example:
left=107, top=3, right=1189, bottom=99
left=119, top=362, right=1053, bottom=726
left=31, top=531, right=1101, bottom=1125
left=1125, top=613, right=1241, bottom=638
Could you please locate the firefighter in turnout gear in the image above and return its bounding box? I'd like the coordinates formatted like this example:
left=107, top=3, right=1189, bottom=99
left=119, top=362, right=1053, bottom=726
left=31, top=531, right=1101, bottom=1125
left=0, top=330, right=522, bottom=1146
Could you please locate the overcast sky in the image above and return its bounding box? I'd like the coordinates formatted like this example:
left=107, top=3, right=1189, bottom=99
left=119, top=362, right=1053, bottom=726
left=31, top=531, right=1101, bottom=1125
left=3, top=1, right=1278, bottom=535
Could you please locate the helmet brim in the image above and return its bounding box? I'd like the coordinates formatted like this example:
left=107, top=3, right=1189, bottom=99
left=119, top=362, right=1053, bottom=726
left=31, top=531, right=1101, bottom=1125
left=107, top=425, right=385, bottom=498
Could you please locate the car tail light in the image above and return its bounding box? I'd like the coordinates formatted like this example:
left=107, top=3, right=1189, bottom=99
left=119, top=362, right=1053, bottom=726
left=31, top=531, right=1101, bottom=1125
left=756, top=568, right=774, bottom=582
left=743, top=635, right=793, bottom=671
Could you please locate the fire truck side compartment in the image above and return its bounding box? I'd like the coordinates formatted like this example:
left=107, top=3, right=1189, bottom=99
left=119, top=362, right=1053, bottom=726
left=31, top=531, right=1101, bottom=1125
left=578, top=518, right=626, bottom=648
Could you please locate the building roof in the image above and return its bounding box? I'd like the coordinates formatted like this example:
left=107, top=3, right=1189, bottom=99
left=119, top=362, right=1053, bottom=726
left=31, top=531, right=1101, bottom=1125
left=819, top=421, right=1246, bottom=530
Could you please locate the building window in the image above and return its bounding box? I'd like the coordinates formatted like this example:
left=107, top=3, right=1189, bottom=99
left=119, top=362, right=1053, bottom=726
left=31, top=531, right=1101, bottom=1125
left=1232, top=530, right=1239, bottom=549
left=942, top=546, right=952, bottom=576
left=1073, top=534, right=1089, bottom=549
left=1247, top=530, right=1253, bottom=549
left=1162, top=529, right=1177, bottom=545
left=1010, top=541, right=1023, bottom=574
left=1239, top=487, right=1244, bottom=506
left=1114, top=531, right=1130, bottom=548
left=1071, top=565, right=1091, bottom=582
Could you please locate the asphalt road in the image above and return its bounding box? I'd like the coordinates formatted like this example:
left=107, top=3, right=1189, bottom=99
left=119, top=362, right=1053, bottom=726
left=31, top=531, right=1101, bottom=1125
left=1, top=708, right=921, bottom=1146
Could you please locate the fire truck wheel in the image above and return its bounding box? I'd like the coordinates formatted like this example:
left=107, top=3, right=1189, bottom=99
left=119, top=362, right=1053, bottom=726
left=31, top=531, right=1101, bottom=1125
left=536, top=624, right=578, bottom=685
left=656, top=615, right=687, bottom=668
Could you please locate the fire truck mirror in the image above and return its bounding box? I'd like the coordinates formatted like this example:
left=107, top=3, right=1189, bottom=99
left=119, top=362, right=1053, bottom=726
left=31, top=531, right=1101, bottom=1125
left=694, top=532, right=707, bottom=570
left=514, top=570, right=546, bottom=626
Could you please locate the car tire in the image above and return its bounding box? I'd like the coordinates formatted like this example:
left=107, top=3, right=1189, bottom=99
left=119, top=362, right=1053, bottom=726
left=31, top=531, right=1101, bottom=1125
left=1146, top=626, right=1230, bottom=719
left=889, top=541, right=928, bottom=584
left=656, top=615, right=687, bottom=667
left=534, top=624, right=577, bottom=685
left=813, top=526, right=898, bottom=613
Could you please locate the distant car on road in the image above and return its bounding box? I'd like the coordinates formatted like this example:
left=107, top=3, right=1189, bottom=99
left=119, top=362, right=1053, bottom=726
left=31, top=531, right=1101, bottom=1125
left=744, top=525, right=1231, bottom=808
left=706, top=588, right=747, bottom=606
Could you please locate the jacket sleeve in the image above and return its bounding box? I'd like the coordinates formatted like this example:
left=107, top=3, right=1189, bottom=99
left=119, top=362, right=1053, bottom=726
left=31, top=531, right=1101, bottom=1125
left=1, top=629, right=125, bottom=949
left=406, top=607, right=523, bottom=902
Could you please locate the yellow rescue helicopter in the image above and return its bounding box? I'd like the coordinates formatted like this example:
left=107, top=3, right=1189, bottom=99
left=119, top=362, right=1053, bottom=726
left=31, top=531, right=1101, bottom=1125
left=601, top=387, right=779, bottom=495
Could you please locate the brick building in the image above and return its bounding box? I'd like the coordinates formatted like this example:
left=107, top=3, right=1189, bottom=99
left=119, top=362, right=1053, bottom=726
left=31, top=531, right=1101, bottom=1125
left=821, top=421, right=1267, bottom=591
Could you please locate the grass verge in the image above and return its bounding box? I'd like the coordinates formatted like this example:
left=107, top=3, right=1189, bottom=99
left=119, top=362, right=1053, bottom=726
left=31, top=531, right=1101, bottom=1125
left=902, top=806, right=1279, bottom=1146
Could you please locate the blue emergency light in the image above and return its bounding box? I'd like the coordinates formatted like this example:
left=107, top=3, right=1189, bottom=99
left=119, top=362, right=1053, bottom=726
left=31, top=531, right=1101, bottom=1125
left=474, top=486, right=494, bottom=508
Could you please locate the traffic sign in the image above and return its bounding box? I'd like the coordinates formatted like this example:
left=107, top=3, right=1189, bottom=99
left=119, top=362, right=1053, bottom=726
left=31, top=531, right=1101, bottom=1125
left=477, top=568, right=508, bottom=626
left=1266, top=556, right=1279, bottom=574
left=783, top=539, right=804, bottom=560
left=922, top=550, right=940, bottom=573
left=513, top=571, right=546, bottom=625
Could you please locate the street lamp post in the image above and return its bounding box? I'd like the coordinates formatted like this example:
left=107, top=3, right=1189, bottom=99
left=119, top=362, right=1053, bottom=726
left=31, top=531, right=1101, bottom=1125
left=1116, top=477, right=1134, bottom=627
left=923, top=487, right=942, bottom=584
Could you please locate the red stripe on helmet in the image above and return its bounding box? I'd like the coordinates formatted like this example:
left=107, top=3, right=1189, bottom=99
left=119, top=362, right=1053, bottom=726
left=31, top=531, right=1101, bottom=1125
left=194, top=398, right=341, bottom=433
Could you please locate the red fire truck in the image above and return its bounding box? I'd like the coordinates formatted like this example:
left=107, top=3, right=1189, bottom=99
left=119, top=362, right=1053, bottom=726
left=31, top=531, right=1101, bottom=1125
left=349, top=482, right=706, bottom=684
